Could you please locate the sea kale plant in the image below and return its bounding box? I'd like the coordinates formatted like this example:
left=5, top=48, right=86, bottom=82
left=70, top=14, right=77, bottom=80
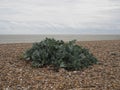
left=24, top=38, right=97, bottom=71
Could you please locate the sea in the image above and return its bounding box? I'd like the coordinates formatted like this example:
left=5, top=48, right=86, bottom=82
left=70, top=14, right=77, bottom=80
left=0, top=34, right=120, bottom=44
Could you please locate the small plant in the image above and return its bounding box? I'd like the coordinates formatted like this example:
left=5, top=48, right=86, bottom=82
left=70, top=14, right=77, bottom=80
left=23, top=38, right=97, bottom=71
left=19, top=53, right=25, bottom=60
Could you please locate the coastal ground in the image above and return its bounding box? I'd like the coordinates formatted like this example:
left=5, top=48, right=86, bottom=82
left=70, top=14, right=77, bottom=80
left=0, top=40, right=120, bottom=90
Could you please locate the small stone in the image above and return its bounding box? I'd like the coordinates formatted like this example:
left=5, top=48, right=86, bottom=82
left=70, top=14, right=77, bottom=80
left=59, top=68, right=66, bottom=73
left=73, top=71, right=77, bottom=74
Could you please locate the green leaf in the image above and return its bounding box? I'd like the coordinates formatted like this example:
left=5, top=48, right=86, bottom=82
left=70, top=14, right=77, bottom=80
left=23, top=38, right=98, bottom=71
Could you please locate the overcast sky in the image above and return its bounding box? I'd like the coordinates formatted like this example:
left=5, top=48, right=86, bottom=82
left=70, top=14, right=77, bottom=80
left=0, top=0, right=120, bottom=34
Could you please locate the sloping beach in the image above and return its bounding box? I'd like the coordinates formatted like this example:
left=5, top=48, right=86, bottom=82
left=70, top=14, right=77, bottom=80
left=0, top=40, right=120, bottom=90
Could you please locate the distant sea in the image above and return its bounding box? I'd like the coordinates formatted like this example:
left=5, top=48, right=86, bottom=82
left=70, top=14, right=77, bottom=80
left=0, top=35, right=120, bottom=44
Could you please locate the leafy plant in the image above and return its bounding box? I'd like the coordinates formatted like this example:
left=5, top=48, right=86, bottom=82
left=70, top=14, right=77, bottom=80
left=23, top=38, right=97, bottom=71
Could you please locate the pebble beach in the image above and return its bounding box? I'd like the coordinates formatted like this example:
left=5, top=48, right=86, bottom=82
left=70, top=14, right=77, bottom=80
left=0, top=40, right=120, bottom=90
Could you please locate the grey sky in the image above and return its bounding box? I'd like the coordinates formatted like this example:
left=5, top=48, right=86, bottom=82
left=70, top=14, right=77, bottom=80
left=0, top=0, right=120, bottom=34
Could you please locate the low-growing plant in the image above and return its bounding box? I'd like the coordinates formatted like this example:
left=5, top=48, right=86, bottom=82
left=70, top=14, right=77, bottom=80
left=23, top=38, right=97, bottom=71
